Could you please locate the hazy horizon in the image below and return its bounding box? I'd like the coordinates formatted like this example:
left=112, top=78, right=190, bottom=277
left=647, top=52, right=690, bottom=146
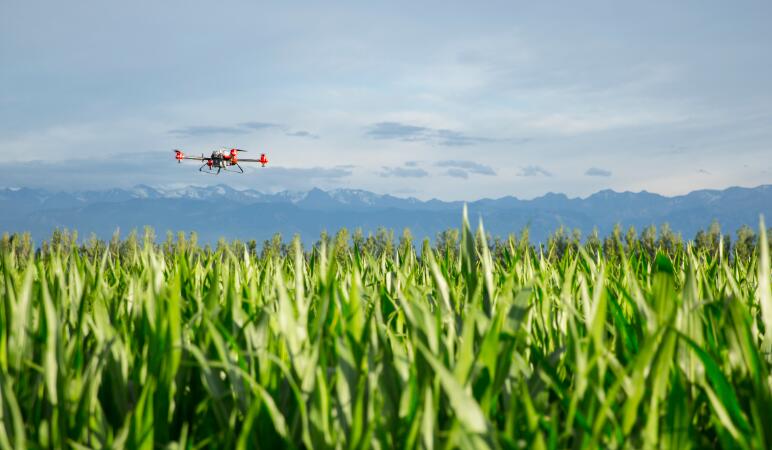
left=2, top=180, right=771, bottom=203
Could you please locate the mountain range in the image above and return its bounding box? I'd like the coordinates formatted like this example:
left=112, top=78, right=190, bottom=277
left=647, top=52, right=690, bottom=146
left=1, top=184, right=770, bottom=245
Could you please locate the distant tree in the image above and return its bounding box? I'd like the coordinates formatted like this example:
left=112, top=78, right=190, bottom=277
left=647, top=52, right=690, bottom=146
left=585, top=227, right=601, bottom=255
left=333, top=228, right=350, bottom=264
left=734, top=225, right=757, bottom=261
left=695, top=220, right=726, bottom=256
left=547, top=226, right=569, bottom=261
left=491, top=235, right=510, bottom=262
left=694, top=230, right=708, bottom=252
left=261, top=233, right=284, bottom=259
left=435, top=228, right=459, bottom=261
left=570, top=228, right=582, bottom=254
left=375, top=227, right=394, bottom=258
left=641, top=225, right=657, bottom=258
left=657, top=223, right=682, bottom=256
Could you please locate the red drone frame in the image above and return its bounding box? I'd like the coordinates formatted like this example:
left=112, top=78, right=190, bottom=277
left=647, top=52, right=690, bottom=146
left=174, top=148, right=268, bottom=174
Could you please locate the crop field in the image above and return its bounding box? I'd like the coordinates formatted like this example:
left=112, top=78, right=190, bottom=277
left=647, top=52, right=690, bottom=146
left=1, top=210, right=771, bottom=449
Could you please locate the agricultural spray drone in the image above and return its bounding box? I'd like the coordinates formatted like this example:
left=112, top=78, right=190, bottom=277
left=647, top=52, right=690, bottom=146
left=173, top=148, right=268, bottom=174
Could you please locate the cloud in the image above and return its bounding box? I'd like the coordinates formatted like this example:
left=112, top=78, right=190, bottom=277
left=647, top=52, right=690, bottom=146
left=169, top=121, right=317, bottom=138
left=169, top=125, right=250, bottom=136
left=434, top=129, right=495, bottom=146
left=518, top=165, right=552, bottom=177
left=285, top=130, right=319, bottom=139
left=364, top=122, right=494, bottom=146
left=240, top=121, right=282, bottom=131
left=365, top=122, right=428, bottom=141
left=378, top=166, right=429, bottom=178
left=435, top=160, right=496, bottom=175
left=585, top=167, right=612, bottom=177
left=404, top=160, right=420, bottom=167
left=445, top=168, right=469, bottom=179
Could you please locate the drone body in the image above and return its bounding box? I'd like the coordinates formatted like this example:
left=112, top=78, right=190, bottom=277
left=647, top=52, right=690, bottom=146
left=174, top=148, right=268, bottom=174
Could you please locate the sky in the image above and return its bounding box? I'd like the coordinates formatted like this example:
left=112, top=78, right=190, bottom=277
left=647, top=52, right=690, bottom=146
left=1, top=0, right=771, bottom=200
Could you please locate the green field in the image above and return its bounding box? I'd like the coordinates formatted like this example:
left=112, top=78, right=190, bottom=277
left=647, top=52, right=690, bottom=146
left=1, top=210, right=771, bottom=449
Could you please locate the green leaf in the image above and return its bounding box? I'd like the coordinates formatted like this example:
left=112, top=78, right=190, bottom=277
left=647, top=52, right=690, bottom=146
left=417, top=342, right=488, bottom=434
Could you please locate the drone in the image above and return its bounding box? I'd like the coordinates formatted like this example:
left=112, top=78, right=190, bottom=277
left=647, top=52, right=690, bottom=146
left=174, top=148, right=268, bottom=174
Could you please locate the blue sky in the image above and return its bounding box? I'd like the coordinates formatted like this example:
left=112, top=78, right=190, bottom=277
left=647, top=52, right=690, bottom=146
left=1, top=0, right=770, bottom=199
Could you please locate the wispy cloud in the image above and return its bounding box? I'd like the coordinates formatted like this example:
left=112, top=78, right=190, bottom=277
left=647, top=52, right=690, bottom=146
left=169, top=125, right=250, bottom=136
left=366, top=122, right=426, bottom=141
left=365, top=122, right=495, bottom=146
left=378, top=166, right=429, bottom=178
left=435, top=160, right=496, bottom=175
left=239, top=121, right=282, bottom=131
left=169, top=121, right=318, bottom=138
left=434, top=129, right=495, bottom=146
left=518, top=165, right=552, bottom=177
left=286, top=130, right=319, bottom=139
left=585, top=167, right=612, bottom=177
left=445, top=168, right=469, bottom=179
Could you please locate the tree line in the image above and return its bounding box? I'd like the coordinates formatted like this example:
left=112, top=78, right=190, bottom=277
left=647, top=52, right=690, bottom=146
left=2, top=219, right=770, bottom=264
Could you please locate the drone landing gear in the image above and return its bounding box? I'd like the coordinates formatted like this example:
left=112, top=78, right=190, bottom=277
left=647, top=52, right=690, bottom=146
left=199, top=165, right=222, bottom=175
left=197, top=163, right=244, bottom=174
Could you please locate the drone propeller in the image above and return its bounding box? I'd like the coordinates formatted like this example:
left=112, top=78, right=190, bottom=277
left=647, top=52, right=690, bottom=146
left=222, top=147, right=247, bottom=152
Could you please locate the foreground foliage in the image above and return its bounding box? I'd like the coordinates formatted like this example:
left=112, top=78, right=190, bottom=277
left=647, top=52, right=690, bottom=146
left=1, top=211, right=771, bottom=449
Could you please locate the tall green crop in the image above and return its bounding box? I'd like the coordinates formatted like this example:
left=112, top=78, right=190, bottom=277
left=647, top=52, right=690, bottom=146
left=1, top=211, right=771, bottom=449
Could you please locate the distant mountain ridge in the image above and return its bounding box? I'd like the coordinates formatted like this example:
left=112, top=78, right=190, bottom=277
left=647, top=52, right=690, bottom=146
left=1, top=184, right=770, bottom=245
